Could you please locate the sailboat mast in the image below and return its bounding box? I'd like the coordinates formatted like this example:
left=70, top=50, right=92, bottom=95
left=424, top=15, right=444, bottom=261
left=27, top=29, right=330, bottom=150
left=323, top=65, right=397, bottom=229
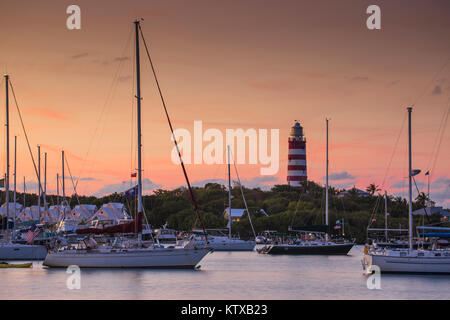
left=227, top=145, right=232, bottom=239
left=62, top=150, right=65, bottom=205
left=325, top=118, right=329, bottom=237
left=407, top=107, right=413, bottom=250
left=38, top=146, right=41, bottom=223
left=5, top=75, right=10, bottom=239
left=134, top=20, right=143, bottom=237
left=23, top=177, right=25, bottom=209
left=13, top=136, right=17, bottom=233
left=384, top=190, right=388, bottom=241
left=57, top=173, right=59, bottom=206
left=44, top=152, right=47, bottom=211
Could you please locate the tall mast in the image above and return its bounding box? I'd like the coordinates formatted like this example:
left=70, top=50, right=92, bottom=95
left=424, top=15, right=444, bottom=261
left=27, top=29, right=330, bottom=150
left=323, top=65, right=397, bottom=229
left=134, top=20, right=143, bottom=239
left=325, top=118, right=329, bottom=240
left=407, top=107, right=413, bottom=250
left=13, top=136, right=17, bottom=234
left=57, top=173, right=59, bottom=206
left=384, top=190, right=388, bottom=241
left=5, top=75, right=10, bottom=239
left=23, top=177, right=25, bottom=209
left=44, top=152, right=47, bottom=211
left=227, top=145, right=232, bottom=239
left=62, top=150, right=65, bottom=206
left=37, top=145, right=41, bottom=223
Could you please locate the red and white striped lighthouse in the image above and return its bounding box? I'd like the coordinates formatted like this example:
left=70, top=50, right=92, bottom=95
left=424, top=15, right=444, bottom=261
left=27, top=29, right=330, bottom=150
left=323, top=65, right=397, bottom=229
left=287, top=121, right=307, bottom=186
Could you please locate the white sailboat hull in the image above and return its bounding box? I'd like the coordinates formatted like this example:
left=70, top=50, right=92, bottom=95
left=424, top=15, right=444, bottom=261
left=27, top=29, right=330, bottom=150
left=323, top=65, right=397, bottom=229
left=195, top=237, right=255, bottom=251
left=0, top=243, right=47, bottom=260
left=43, top=247, right=211, bottom=268
left=368, top=253, right=450, bottom=274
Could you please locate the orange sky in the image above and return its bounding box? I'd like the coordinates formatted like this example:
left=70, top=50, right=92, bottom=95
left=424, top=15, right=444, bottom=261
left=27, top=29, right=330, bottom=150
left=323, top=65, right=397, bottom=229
left=0, top=0, right=449, bottom=207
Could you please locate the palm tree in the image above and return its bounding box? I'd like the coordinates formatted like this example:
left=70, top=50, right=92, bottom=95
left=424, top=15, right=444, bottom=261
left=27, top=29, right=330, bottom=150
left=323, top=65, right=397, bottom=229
left=366, top=183, right=381, bottom=196
left=415, top=192, right=429, bottom=207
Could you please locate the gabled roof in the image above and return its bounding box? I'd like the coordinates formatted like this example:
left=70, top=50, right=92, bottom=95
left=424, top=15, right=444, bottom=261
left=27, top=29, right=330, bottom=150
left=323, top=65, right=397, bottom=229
left=71, top=204, right=96, bottom=220
left=91, top=203, right=130, bottom=221
left=0, top=203, right=23, bottom=217
left=17, top=206, right=46, bottom=221
left=46, top=205, right=71, bottom=223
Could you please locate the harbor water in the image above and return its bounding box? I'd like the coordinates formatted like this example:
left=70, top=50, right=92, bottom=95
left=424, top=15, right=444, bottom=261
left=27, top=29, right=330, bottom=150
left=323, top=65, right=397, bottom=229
left=1, top=246, right=449, bottom=300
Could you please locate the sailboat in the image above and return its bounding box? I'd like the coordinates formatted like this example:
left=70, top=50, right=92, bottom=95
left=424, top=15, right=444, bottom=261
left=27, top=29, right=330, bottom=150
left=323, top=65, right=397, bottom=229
left=363, top=107, right=450, bottom=274
left=192, top=146, right=256, bottom=251
left=0, top=75, right=47, bottom=260
left=258, top=119, right=354, bottom=255
left=43, top=20, right=211, bottom=268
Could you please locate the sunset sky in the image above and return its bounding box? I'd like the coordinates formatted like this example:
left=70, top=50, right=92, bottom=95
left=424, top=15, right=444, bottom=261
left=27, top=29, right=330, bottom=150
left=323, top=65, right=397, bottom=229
left=0, top=0, right=449, bottom=207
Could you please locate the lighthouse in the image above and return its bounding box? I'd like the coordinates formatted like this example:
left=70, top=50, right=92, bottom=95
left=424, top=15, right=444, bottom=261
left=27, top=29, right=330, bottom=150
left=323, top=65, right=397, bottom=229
left=287, top=121, right=307, bottom=186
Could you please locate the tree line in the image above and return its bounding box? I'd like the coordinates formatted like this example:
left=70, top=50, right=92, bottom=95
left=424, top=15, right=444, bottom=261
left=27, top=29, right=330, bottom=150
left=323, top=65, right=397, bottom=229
left=1, top=181, right=447, bottom=243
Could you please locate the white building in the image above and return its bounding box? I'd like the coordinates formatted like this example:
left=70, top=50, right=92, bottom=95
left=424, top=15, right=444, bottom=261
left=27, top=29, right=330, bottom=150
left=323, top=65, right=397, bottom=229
left=337, top=188, right=370, bottom=198
left=71, top=204, right=97, bottom=221
left=0, top=203, right=23, bottom=218
left=90, top=203, right=130, bottom=224
left=16, top=206, right=45, bottom=222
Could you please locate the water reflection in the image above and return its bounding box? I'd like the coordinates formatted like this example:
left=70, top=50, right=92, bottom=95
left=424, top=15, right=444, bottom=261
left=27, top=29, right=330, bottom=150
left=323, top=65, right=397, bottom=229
left=1, top=246, right=449, bottom=299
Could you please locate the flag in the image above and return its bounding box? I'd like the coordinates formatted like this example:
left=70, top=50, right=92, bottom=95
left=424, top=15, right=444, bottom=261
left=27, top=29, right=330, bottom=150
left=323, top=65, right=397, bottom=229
left=131, top=172, right=137, bottom=178
left=124, top=185, right=138, bottom=198
left=25, top=225, right=41, bottom=244
left=0, top=178, right=4, bottom=188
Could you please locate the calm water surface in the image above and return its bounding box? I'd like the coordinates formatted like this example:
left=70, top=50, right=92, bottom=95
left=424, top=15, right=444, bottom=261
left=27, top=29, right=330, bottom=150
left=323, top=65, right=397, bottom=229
left=1, top=246, right=450, bottom=299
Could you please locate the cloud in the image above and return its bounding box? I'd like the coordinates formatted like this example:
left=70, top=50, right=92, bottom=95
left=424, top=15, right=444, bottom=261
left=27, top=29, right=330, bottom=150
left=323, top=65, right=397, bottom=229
left=387, top=80, right=398, bottom=86
left=28, top=107, right=68, bottom=121
left=350, top=76, right=369, bottom=82
left=94, top=178, right=162, bottom=197
left=432, top=85, right=442, bottom=95
left=118, top=75, right=131, bottom=82
left=114, top=56, right=131, bottom=62
left=390, top=180, right=407, bottom=189
left=434, top=176, right=450, bottom=187
left=326, top=171, right=355, bottom=181
left=304, top=72, right=329, bottom=79
left=391, top=179, right=426, bottom=190
left=70, top=52, right=89, bottom=59
left=249, top=79, right=295, bottom=91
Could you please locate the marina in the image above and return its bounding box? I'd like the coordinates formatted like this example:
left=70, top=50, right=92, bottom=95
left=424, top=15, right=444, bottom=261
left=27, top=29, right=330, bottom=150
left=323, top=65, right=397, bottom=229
left=0, top=1, right=449, bottom=304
